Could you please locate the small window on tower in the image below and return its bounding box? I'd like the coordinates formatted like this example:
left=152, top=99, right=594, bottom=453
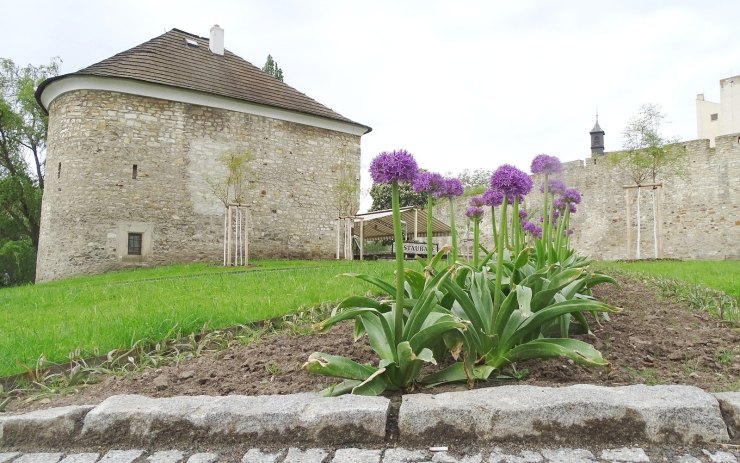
left=132, top=164, right=138, bottom=179
left=711, top=113, right=718, bottom=121
left=127, top=233, right=142, bottom=255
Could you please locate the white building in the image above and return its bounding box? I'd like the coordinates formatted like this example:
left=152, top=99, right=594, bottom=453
left=696, top=74, right=740, bottom=146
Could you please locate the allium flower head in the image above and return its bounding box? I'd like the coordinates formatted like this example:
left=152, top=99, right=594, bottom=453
left=530, top=154, right=562, bottom=175
left=469, top=196, right=485, bottom=208
left=369, top=149, right=418, bottom=184
left=562, top=188, right=582, bottom=204
left=490, top=164, right=533, bottom=199
left=465, top=206, right=484, bottom=220
left=540, top=178, right=566, bottom=195
left=568, top=203, right=577, bottom=214
left=482, top=188, right=503, bottom=207
left=412, top=171, right=444, bottom=195
left=519, top=209, right=528, bottom=220
left=553, top=198, right=565, bottom=210
left=436, top=177, right=464, bottom=198
left=522, top=220, right=543, bottom=238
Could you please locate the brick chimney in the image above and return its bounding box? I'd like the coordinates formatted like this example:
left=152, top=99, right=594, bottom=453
left=209, top=25, right=224, bottom=55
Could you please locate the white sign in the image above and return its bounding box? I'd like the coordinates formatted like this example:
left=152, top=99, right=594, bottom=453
left=393, top=242, right=439, bottom=255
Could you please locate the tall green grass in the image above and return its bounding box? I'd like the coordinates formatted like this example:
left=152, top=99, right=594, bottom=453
left=597, top=260, right=739, bottom=299
left=0, top=260, right=395, bottom=377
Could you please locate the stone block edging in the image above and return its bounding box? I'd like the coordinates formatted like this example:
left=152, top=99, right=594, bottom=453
left=1, top=385, right=735, bottom=449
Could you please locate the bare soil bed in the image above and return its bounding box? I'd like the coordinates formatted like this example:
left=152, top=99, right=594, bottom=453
left=7, top=274, right=740, bottom=412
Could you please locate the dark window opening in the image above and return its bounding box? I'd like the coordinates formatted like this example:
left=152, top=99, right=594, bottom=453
left=57, top=162, right=61, bottom=179
left=132, top=164, right=138, bottom=179
left=127, top=233, right=143, bottom=255
left=711, top=113, right=718, bottom=121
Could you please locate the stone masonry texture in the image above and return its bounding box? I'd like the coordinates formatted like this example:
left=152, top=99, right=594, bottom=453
left=37, top=90, right=361, bottom=281
left=435, top=135, right=739, bottom=260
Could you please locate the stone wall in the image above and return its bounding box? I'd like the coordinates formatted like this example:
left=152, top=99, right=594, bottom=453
left=434, top=134, right=740, bottom=261
left=37, top=90, right=361, bottom=281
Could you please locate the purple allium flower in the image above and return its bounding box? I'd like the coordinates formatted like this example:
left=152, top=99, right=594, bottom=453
left=469, top=196, right=485, bottom=208
left=482, top=188, right=503, bottom=207
left=540, top=178, right=566, bottom=195
left=465, top=206, right=484, bottom=220
left=412, top=171, right=445, bottom=195
left=436, top=177, right=464, bottom=198
left=552, top=209, right=560, bottom=220
left=553, top=198, right=565, bottom=210
left=530, top=154, right=562, bottom=175
left=562, top=188, right=582, bottom=204
left=568, top=203, right=577, bottom=214
left=490, top=164, right=533, bottom=199
left=522, top=220, right=543, bottom=238
left=519, top=209, right=528, bottom=220
left=369, top=149, right=418, bottom=184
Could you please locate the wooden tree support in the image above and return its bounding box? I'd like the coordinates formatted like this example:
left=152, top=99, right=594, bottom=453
left=224, top=204, right=249, bottom=266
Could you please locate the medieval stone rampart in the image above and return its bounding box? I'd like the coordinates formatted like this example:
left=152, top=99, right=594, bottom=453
left=36, top=90, right=360, bottom=281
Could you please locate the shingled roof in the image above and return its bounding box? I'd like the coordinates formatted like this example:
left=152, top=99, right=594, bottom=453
left=37, top=28, right=370, bottom=132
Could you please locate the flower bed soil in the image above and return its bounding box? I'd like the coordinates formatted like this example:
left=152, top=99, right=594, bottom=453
left=6, top=274, right=740, bottom=412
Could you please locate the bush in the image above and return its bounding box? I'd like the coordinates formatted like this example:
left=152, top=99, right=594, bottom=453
left=0, top=239, right=36, bottom=286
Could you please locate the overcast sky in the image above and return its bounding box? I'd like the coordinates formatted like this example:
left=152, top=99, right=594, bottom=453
left=3, top=1, right=739, bottom=208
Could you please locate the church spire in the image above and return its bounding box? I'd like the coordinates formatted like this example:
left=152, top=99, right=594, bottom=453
left=590, top=113, right=605, bottom=156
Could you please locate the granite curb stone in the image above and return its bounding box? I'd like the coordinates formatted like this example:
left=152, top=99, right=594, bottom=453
left=0, top=405, right=94, bottom=446
left=714, top=392, right=740, bottom=439
left=398, top=384, right=729, bottom=445
left=81, top=393, right=389, bottom=446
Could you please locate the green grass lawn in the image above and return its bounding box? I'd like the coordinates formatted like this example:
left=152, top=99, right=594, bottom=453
left=0, top=259, right=395, bottom=377
left=596, top=260, right=739, bottom=300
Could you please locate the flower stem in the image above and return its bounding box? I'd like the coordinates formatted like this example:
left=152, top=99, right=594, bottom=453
left=490, top=206, right=498, bottom=249
left=391, top=182, right=405, bottom=342
left=542, top=174, right=549, bottom=254
left=426, top=195, right=434, bottom=263
left=473, top=218, right=480, bottom=268
left=448, top=197, right=457, bottom=264
left=493, top=196, right=508, bottom=316
left=512, top=195, right=520, bottom=256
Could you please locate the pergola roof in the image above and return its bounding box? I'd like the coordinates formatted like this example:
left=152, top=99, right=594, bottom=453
left=354, top=206, right=451, bottom=240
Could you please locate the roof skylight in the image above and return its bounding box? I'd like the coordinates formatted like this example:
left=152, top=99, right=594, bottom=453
left=185, top=38, right=198, bottom=47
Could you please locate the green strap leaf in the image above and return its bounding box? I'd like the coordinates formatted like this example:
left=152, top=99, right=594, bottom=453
left=501, top=338, right=608, bottom=367
left=420, top=361, right=495, bottom=386
left=358, top=312, right=396, bottom=362
left=341, top=273, right=396, bottom=296
left=304, top=352, right=377, bottom=381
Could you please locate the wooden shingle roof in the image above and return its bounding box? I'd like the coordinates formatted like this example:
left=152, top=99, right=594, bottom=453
left=38, top=28, right=370, bottom=132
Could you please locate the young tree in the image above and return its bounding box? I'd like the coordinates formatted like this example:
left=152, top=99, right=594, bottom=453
left=262, top=54, right=284, bottom=82
left=617, top=103, right=685, bottom=258
left=0, top=57, right=60, bottom=253
left=369, top=182, right=426, bottom=211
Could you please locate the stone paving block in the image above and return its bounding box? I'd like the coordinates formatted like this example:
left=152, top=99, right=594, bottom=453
left=0, top=454, right=19, bottom=463
left=431, top=452, right=482, bottom=462
left=81, top=393, right=389, bottom=446
left=675, top=456, right=701, bottom=463
left=539, top=448, right=595, bottom=463
left=284, top=448, right=330, bottom=463
left=598, top=448, right=649, bottom=462
left=186, top=454, right=219, bottom=463
left=0, top=405, right=94, bottom=446
left=332, top=448, right=383, bottom=463
left=488, top=448, right=543, bottom=463
left=59, top=454, right=101, bottom=463
left=13, top=454, right=63, bottom=463
left=702, top=450, right=738, bottom=463
left=98, top=450, right=145, bottom=463
left=148, top=450, right=185, bottom=463
left=382, top=448, right=430, bottom=462
left=398, top=385, right=729, bottom=444
left=714, top=392, right=740, bottom=439
left=241, top=449, right=285, bottom=463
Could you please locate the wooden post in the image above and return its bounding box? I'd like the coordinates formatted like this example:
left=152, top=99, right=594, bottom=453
left=414, top=208, right=418, bottom=241
left=244, top=208, right=249, bottom=266
left=656, top=186, right=664, bottom=258
left=226, top=205, right=233, bottom=266
left=625, top=189, right=632, bottom=259
left=359, top=218, right=364, bottom=261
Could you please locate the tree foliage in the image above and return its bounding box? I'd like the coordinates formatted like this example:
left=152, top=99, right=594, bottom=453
left=207, top=150, right=255, bottom=206
left=369, top=182, right=426, bottom=212
left=616, top=103, right=686, bottom=184
left=457, top=168, right=490, bottom=189
left=0, top=57, right=60, bottom=284
left=262, top=54, right=284, bottom=82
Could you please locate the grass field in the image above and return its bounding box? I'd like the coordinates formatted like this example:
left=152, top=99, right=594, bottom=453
left=596, top=260, right=740, bottom=300
left=0, top=260, right=395, bottom=377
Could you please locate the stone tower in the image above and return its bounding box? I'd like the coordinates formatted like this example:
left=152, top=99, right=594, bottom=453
left=590, top=116, right=605, bottom=156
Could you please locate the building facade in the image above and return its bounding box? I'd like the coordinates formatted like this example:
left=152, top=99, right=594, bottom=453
left=35, top=26, right=370, bottom=281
